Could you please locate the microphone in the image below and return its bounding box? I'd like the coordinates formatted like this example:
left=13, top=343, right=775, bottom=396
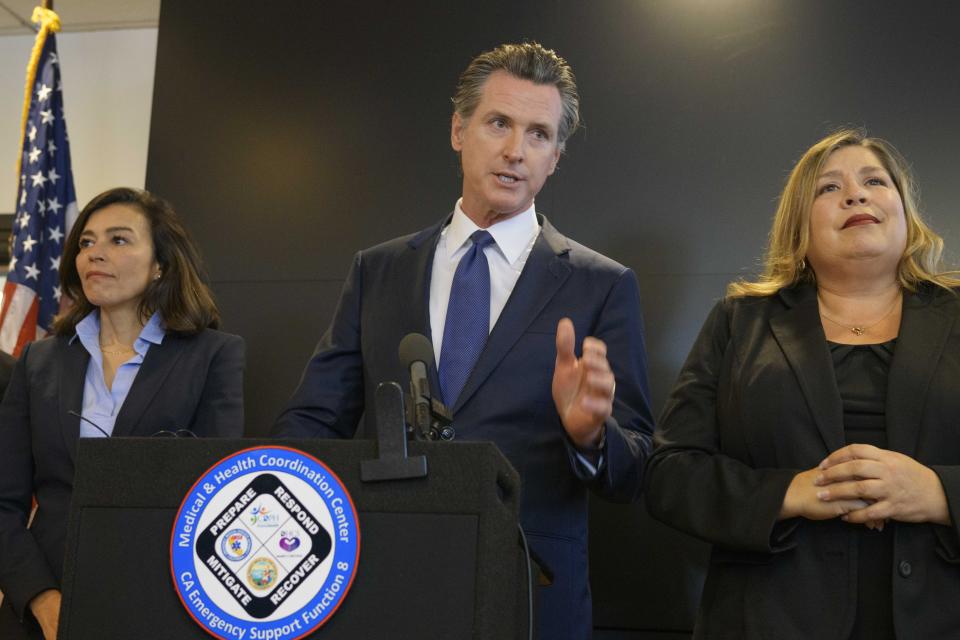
left=68, top=410, right=111, bottom=438
left=398, top=333, right=453, bottom=440
left=399, top=333, right=434, bottom=440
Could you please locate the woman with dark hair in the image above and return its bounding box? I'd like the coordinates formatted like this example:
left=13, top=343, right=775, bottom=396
left=646, top=130, right=960, bottom=639
left=0, top=187, right=244, bottom=639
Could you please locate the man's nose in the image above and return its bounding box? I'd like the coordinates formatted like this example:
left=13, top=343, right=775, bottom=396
left=502, top=130, right=524, bottom=162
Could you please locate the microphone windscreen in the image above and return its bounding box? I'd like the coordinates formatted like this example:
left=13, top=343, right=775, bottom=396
left=399, top=333, right=434, bottom=368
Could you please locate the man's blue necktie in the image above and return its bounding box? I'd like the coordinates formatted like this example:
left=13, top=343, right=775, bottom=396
left=439, top=230, right=496, bottom=406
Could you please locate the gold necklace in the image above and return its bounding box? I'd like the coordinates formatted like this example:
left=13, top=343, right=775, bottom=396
left=100, top=344, right=135, bottom=356
left=818, top=291, right=902, bottom=337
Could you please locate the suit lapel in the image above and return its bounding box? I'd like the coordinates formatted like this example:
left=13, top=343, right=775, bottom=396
left=112, top=337, right=185, bottom=436
left=407, top=216, right=448, bottom=394
left=886, top=288, right=955, bottom=456
left=58, top=339, right=89, bottom=465
left=453, top=216, right=571, bottom=413
left=769, top=286, right=845, bottom=453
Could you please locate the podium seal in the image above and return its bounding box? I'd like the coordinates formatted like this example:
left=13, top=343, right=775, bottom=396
left=171, top=446, right=360, bottom=639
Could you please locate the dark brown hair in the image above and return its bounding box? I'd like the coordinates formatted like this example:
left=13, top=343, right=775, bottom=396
left=54, top=187, right=221, bottom=335
left=452, top=42, right=580, bottom=151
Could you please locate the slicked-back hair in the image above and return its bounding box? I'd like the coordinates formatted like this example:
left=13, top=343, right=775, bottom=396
left=452, top=42, right=580, bottom=151
left=728, top=128, right=960, bottom=297
left=55, top=187, right=221, bottom=335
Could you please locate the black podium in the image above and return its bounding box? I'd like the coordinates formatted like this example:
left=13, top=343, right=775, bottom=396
left=58, top=438, right=528, bottom=639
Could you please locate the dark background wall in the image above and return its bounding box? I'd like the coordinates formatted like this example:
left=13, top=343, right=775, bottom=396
left=146, top=1, right=960, bottom=636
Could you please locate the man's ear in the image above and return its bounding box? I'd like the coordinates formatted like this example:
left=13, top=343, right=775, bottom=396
left=547, top=144, right=561, bottom=175
left=451, top=113, right=465, bottom=151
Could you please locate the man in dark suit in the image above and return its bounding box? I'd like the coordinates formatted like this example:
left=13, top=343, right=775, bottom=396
left=274, top=42, right=654, bottom=638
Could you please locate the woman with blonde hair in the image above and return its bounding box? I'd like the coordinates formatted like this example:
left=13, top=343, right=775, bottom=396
left=647, top=129, right=960, bottom=639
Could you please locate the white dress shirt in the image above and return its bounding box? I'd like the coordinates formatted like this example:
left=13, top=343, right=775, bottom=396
left=429, top=199, right=540, bottom=365
left=427, top=200, right=603, bottom=473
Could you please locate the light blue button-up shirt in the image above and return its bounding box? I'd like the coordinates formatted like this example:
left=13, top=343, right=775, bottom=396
left=71, top=310, right=165, bottom=438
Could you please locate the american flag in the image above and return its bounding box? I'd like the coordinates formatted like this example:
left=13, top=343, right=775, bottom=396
left=0, top=28, right=77, bottom=357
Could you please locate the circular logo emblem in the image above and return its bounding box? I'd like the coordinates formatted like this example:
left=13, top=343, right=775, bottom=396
left=247, top=557, right=278, bottom=590
left=170, top=446, right=361, bottom=639
left=220, top=529, right=252, bottom=562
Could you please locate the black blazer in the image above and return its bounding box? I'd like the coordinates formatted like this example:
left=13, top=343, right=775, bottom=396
left=0, top=328, right=244, bottom=630
left=646, top=284, right=960, bottom=639
left=0, top=351, right=14, bottom=399
left=275, top=214, right=654, bottom=639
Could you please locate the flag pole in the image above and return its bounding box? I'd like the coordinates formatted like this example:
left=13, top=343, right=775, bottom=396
left=15, top=7, right=61, bottom=189
left=3, top=3, right=75, bottom=355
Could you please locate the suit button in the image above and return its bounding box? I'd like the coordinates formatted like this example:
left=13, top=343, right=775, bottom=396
left=898, top=561, right=912, bottom=578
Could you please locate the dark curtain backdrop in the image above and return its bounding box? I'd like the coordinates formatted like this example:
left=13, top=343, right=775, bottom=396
left=147, top=1, right=960, bottom=636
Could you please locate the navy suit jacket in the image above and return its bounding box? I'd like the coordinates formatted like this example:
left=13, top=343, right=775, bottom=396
left=647, top=284, right=960, bottom=639
left=275, top=214, right=654, bottom=639
left=0, top=328, right=244, bottom=635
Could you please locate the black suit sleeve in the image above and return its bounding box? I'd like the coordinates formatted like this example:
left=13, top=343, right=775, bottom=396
left=0, top=343, right=59, bottom=619
left=563, top=268, right=654, bottom=502
left=273, top=252, right=365, bottom=439
left=187, top=333, right=246, bottom=438
left=928, top=466, right=960, bottom=561
left=645, top=299, right=797, bottom=553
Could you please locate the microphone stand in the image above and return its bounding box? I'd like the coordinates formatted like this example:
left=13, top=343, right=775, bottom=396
left=360, top=382, right=429, bottom=482
left=406, top=385, right=454, bottom=441
left=360, top=332, right=455, bottom=481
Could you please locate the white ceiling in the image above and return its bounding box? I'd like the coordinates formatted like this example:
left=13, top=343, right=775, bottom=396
left=0, top=0, right=159, bottom=35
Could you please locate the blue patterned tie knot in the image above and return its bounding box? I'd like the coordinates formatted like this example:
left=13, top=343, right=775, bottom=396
left=439, top=230, right=496, bottom=406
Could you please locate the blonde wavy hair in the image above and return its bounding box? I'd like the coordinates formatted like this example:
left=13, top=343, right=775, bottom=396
left=728, top=129, right=960, bottom=297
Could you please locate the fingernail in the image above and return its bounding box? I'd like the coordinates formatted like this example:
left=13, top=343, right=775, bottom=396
left=814, top=474, right=823, bottom=485
left=816, top=490, right=829, bottom=500
left=819, top=459, right=828, bottom=470
left=841, top=515, right=849, bottom=522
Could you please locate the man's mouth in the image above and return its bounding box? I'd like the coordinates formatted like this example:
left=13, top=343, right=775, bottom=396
left=495, top=173, right=521, bottom=184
